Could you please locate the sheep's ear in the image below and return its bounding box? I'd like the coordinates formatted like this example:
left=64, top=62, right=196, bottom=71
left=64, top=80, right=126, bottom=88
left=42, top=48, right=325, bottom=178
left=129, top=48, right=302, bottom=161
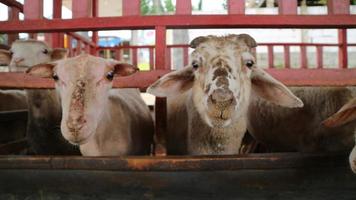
left=251, top=67, right=303, bottom=108
left=107, top=59, right=139, bottom=76
left=147, top=66, right=195, bottom=97
left=229, top=34, right=257, bottom=48
left=323, top=98, right=356, bottom=127
left=0, top=49, right=12, bottom=65
left=26, top=63, right=56, bottom=78
left=51, top=48, right=68, bottom=61
left=190, top=36, right=209, bottom=48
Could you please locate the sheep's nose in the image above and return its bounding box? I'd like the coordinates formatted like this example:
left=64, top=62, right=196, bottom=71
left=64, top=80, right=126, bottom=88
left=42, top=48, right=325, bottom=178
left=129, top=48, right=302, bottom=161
left=210, top=89, right=234, bottom=103
left=13, top=57, right=24, bottom=64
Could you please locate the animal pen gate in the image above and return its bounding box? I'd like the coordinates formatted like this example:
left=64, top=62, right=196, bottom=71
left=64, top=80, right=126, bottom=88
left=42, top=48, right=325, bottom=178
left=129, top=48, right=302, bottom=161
left=0, top=0, right=356, bottom=198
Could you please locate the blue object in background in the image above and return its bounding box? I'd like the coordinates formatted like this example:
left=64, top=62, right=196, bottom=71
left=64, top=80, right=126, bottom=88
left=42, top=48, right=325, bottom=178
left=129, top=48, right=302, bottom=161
left=98, top=36, right=122, bottom=47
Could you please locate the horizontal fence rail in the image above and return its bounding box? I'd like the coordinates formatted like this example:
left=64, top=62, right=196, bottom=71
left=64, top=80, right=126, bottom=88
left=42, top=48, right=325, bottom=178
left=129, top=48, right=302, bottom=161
left=1, top=69, right=356, bottom=90
left=0, top=153, right=348, bottom=171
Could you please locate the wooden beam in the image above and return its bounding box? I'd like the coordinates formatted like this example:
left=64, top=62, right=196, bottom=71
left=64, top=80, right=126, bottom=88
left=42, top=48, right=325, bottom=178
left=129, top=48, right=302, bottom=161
left=1, top=15, right=356, bottom=33
left=1, top=69, right=356, bottom=89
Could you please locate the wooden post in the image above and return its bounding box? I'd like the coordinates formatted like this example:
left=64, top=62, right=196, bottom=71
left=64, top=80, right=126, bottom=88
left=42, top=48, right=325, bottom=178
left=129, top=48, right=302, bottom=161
left=268, top=45, right=274, bottom=68
left=278, top=0, right=297, bottom=15
left=283, top=45, right=290, bottom=69
left=154, top=25, right=167, bottom=155
left=7, top=6, right=20, bottom=44
left=91, top=0, right=98, bottom=55
left=176, top=0, right=192, bottom=15
left=24, top=0, right=43, bottom=39
left=327, top=0, right=349, bottom=69
left=52, top=0, right=64, bottom=48
left=227, top=0, right=244, bottom=14
left=300, top=46, right=308, bottom=69
left=122, top=0, right=140, bottom=16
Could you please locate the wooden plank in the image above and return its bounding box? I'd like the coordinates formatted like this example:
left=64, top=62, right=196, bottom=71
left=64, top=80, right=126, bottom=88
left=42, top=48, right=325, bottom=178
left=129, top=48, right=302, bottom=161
left=283, top=45, right=290, bottom=68
left=0, top=138, right=27, bottom=155
left=0, top=153, right=349, bottom=170
left=122, top=0, right=140, bottom=16
left=176, top=0, right=192, bottom=15
left=278, top=0, right=297, bottom=15
left=268, top=45, right=274, bottom=68
left=316, top=46, right=323, bottom=69
left=72, top=0, right=92, bottom=18
left=338, top=29, right=348, bottom=69
left=154, top=25, right=168, bottom=155
left=300, top=46, right=308, bottom=68
left=23, top=0, right=43, bottom=19
left=328, top=0, right=350, bottom=15
left=0, top=109, right=27, bottom=122
left=2, top=69, right=356, bottom=89
left=7, top=5, right=20, bottom=44
left=0, top=70, right=170, bottom=89
left=51, top=0, right=64, bottom=48
left=227, top=0, right=244, bottom=15
left=1, top=15, right=356, bottom=33
left=0, top=165, right=355, bottom=199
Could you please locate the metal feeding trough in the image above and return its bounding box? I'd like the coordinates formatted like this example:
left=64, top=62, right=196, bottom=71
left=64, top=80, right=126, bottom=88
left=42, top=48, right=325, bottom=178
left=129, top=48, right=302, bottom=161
left=0, top=0, right=356, bottom=199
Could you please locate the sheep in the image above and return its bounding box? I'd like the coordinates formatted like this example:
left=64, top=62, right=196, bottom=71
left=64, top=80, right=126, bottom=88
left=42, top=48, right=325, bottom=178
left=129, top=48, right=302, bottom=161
left=0, top=40, right=79, bottom=155
left=147, top=34, right=303, bottom=155
left=323, top=96, right=356, bottom=173
left=26, top=54, right=154, bottom=156
left=248, top=87, right=356, bottom=153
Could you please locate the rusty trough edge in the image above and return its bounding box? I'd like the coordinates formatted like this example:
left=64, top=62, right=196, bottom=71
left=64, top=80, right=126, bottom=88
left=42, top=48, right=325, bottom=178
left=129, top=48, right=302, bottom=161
left=0, top=153, right=348, bottom=171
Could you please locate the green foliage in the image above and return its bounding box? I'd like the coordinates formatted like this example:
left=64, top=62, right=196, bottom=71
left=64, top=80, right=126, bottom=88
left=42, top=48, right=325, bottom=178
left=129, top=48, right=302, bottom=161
left=141, top=0, right=175, bottom=15
left=164, top=0, right=175, bottom=12
left=141, top=0, right=151, bottom=15
left=0, top=35, right=5, bottom=44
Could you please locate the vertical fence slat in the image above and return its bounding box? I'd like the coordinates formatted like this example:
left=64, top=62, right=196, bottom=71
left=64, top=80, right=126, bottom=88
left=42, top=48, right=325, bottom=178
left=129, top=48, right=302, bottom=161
left=122, top=0, right=140, bottom=16
left=300, top=46, right=307, bottom=69
left=24, top=0, right=43, bottom=19
left=154, top=26, right=167, bottom=155
left=268, top=45, right=274, bottom=68
left=7, top=6, right=20, bottom=44
left=115, top=48, right=121, bottom=60
left=327, top=0, right=350, bottom=15
left=91, top=0, right=98, bottom=55
left=227, top=0, right=244, bottom=14
left=72, top=0, right=92, bottom=18
left=316, top=46, right=323, bottom=69
left=284, top=45, right=290, bottom=68
left=24, top=0, right=43, bottom=39
left=176, top=0, right=192, bottom=15
left=278, top=0, right=297, bottom=15
left=166, top=47, right=171, bottom=69
left=338, top=29, right=348, bottom=69
left=76, top=40, right=82, bottom=55
left=52, top=0, right=64, bottom=48
left=183, top=47, right=189, bottom=66
left=132, top=48, right=138, bottom=67
left=149, top=47, right=154, bottom=70
left=66, top=35, right=72, bottom=56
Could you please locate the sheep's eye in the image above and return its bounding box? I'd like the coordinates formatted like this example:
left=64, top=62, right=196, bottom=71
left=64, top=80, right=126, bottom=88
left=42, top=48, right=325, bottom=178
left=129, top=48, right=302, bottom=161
left=42, top=49, right=49, bottom=54
left=52, top=73, right=59, bottom=81
left=106, top=71, right=115, bottom=81
left=246, top=60, right=254, bottom=68
left=192, top=61, right=199, bottom=70
left=9, top=51, right=13, bottom=56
